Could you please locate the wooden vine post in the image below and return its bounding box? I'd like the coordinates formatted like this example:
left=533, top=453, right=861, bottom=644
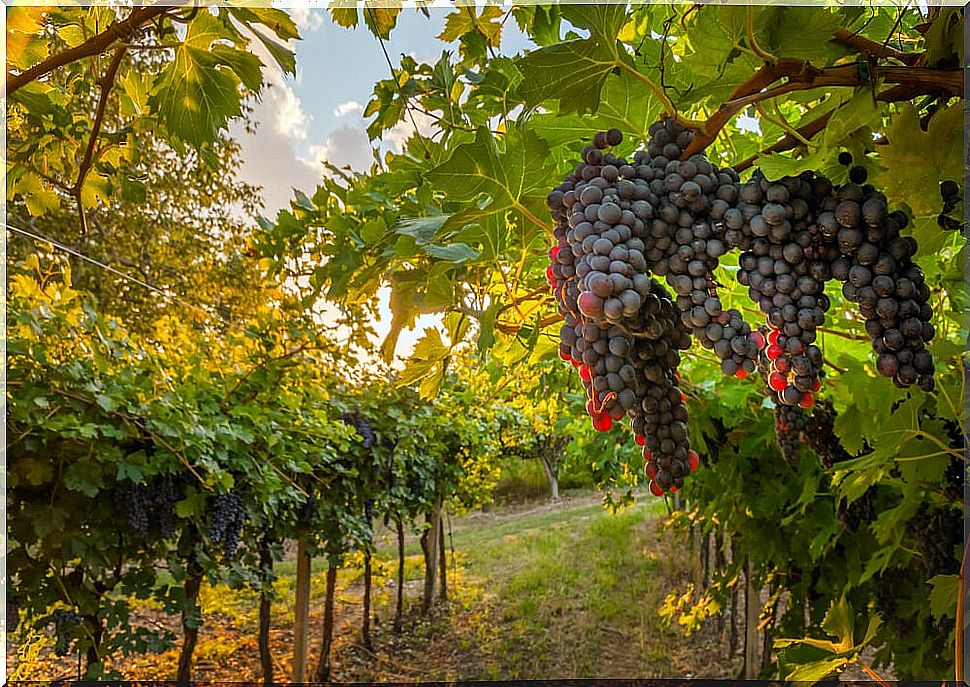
left=743, top=559, right=760, bottom=679
left=291, top=534, right=311, bottom=682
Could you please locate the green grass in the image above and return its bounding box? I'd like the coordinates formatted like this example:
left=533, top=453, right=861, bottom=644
left=109, top=492, right=696, bottom=681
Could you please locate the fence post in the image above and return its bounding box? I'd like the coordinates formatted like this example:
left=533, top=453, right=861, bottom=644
left=292, top=535, right=311, bottom=682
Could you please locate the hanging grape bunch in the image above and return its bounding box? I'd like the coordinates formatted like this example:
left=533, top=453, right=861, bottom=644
left=546, top=126, right=699, bottom=495
left=546, top=118, right=938, bottom=493
left=342, top=410, right=377, bottom=449
left=207, top=490, right=246, bottom=558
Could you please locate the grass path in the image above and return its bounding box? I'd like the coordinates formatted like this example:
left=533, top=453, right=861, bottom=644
left=10, top=492, right=742, bottom=680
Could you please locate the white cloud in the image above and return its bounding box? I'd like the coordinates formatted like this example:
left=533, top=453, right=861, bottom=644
left=334, top=100, right=364, bottom=117
left=299, top=125, right=376, bottom=175
left=288, top=7, right=325, bottom=33
left=266, top=77, right=311, bottom=141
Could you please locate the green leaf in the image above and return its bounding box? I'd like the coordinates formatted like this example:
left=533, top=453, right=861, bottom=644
left=152, top=13, right=246, bottom=147
left=785, top=656, right=849, bottom=682
left=64, top=462, right=103, bottom=497
left=424, top=126, right=557, bottom=234
left=227, top=7, right=299, bottom=41
left=928, top=574, right=959, bottom=620
left=516, top=40, right=622, bottom=115
left=879, top=103, right=962, bottom=215
left=330, top=6, right=359, bottom=29
left=395, top=214, right=451, bottom=245
left=364, top=5, right=402, bottom=40
left=820, top=596, right=856, bottom=653
left=395, top=328, right=450, bottom=398
left=425, top=243, right=480, bottom=263
left=245, top=24, right=296, bottom=76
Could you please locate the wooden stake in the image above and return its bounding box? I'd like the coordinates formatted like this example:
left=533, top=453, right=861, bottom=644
left=292, top=535, right=311, bottom=682
left=744, top=560, right=760, bottom=679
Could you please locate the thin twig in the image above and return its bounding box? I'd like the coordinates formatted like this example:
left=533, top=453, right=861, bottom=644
left=7, top=6, right=166, bottom=94
left=734, top=109, right=833, bottom=172
left=755, top=101, right=811, bottom=147
left=745, top=6, right=777, bottom=63
left=74, top=46, right=127, bottom=234
left=832, top=28, right=922, bottom=65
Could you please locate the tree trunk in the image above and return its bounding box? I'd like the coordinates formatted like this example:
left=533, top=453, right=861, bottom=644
left=421, top=502, right=441, bottom=613
left=394, top=515, right=405, bottom=632
left=761, top=582, right=779, bottom=675
left=362, top=548, right=373, bottom=651
left=438, top=511, right=448, bottom=602
left=538, top=454, right=560, bottom=500
left=743, top=560, right=760, bottom=679
left=258, top=537, right=274, bottom=686
left=291, top=535, right=311, bottom=682
left=313, top=562, right=338, bottom=682
left=177, top=557, right=204, bottom=682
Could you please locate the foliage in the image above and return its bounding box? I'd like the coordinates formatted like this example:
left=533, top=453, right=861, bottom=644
left=7, top=2, right=966, bottom=680
left=251, top=3, right=962, bottom=679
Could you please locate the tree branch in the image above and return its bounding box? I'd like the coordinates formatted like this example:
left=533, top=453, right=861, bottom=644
left=6, top=5, right=167, bottom=95
left=682, top=58, right=961, bottom=159
left=734, top=110, right=834, bottom=172
left=74, top=46, right=126, bottom=234
left=832, top=28, right=923, bottom=66
left=732, top=72, right=959, bottom=173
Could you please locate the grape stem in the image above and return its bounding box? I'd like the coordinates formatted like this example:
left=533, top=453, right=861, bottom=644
left=745, top=6, right=778, bottom=64
left=823, top=357, right=847, bottom=375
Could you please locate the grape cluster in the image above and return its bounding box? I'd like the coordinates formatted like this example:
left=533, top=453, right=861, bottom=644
left=115, top=479, right=182, bottom=538
left=774, top=404, right=809, bottom=464
left=643, top=119, right=764, bottom=378
left=207, top=491, right=246, bottom=558
left=546, top=120, right=942, bottom=487
left=938, top=179, right=963, bottom=231
left=547, top=127, right=698, bottom=494
left=48, top=609, right=80, bottom=657
left=824, top=175, right=937, bottom=391
left=734, top=170, right=835, bottom=408
left=342, top=411, right=376, bottom=449
left=805, top=398, right=852, bottom=469
left=836, top=489, right=876, bottom=533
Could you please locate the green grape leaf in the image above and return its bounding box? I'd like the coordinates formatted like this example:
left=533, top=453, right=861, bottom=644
left=330, top=6, right=359, bottom=29
left=928, top=574, right=960, bottom=620
left=879, top=103, right=962, bottom=215
left=364, top=5, right=402, bottom=40
left=425, top=243, right=480, bottom=263
left=784, top=656, right=849, bottom=682
left=424, top=126, right=556, bottom=234
left=395, top=328, right=450, bottom=399
left=152, top=13, right=248, bottom=147
left=516, top=40, right=623, bottom=114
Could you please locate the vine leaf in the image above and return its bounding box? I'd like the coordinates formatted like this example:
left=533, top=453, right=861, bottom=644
left=424, top=126, right=556, bottom=234
left=879, top=103, right=962, bottom=215
left=775, top=597, right=882, bottom=681
left=928, top=574, right=959, bottom=620
left=152, top=13, right=256, bottom=147
left=515, top=3, right=629, bottom=114
left=395, top=328, right=450, bottom=399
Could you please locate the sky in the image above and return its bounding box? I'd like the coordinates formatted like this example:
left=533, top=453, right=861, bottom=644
left=229, top=8, right=535, bottom=361
left=232, top=7, right=534, bottom=214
